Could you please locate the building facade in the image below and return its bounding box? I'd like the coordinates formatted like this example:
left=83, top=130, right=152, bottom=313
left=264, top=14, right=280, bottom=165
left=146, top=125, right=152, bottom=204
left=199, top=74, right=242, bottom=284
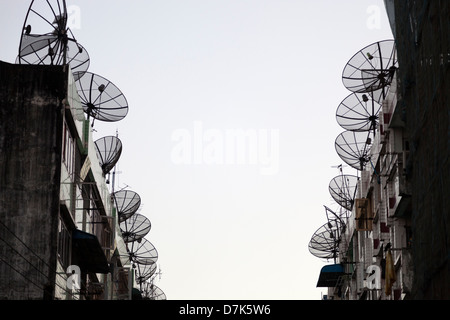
left=313, top=0, right=449, bottom=300
left=320, top=75, right=415, bottom=300
left=388, top=0, right=449, bottom=299
left=0, top=61, right=133, bottom=300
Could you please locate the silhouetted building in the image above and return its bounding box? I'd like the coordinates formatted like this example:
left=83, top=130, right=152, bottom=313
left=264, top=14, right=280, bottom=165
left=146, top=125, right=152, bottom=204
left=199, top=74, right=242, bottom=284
left=312, top=0, right=449, bottom=300
left=386, top=0, right=449, bottom=299
left=0, top=61, right=130, bottom=299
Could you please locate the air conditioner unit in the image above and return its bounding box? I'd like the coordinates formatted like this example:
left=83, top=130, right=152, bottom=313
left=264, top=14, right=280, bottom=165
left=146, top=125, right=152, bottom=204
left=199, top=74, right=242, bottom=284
left=355, top=198, right=373, bottom=231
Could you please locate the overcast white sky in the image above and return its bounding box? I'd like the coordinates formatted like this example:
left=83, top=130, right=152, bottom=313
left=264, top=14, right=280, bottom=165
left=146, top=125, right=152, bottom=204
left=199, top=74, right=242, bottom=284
left=0, top=0, right=393, bottom=300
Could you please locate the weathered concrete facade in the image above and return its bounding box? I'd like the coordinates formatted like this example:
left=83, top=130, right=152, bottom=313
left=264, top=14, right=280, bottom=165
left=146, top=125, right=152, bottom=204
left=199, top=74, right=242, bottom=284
left=0, top=61, right=66, bottom=299
left=0, top=60, right=135, bottom=300
left=391, top=0, right=449, bottom=299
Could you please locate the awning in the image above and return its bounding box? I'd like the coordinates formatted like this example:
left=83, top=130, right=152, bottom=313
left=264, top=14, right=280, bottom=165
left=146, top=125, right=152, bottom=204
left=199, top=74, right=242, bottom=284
left=132, top=288, right=143, bottom=300
left=316, top=264, right=345, bottom=287
left=72, top=229, right=110, bottom=274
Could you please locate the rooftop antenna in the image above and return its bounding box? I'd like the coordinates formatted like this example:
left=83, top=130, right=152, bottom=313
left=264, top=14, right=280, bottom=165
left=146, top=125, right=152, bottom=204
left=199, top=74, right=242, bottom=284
left=74, top=71, right=129, bottom=126
left=331, top=164, right=345, bottom=172
left=17, top=0, right=90, bottom=80
left=335, top=130, right=373, bottom=171
left=342, top=40, right=397, bottom=102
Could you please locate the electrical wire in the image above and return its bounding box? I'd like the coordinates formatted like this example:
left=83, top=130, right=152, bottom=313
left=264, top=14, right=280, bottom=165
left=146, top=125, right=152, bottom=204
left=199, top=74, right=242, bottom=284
left=0, top=221, right=73, bottom=296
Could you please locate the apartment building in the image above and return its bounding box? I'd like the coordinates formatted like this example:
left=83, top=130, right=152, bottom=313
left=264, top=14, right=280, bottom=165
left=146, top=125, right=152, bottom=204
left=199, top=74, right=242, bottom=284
left=319, top=75, right=414, bottom=300
left=313, top=0, right=449, bottom=300
left=388, top=0, right=449, bottom=299
left=0, top=61, right=133, bottom=300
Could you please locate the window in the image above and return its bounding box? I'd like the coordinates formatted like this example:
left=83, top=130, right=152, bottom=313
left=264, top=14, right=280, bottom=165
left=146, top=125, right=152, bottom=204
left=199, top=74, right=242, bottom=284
left=58, top=218, right=71, bottom=268
left=62, top=121, right=75, bottom=180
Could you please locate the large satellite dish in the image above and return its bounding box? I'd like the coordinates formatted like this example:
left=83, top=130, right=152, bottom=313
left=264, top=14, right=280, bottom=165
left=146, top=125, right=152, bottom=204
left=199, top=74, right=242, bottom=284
left=75, top=71, right=129, bottom=123
left=329, top=174, right=359, bottom=211
left=342, top=40, right=397, bottom=100
left=308, top=220, right=343, bottom=261
left=120, top=214, right=151, bottom=243
left=17, top=0, right=90, bottom=80
left=113, top=190, right=141, bottom=223
left=94, top=136, right=122, bottom=175
left=135, top=263, right=157, bottom=285
left=335, top=130, right=372, bottom=171
left=127, top=238, right=158, bottom=265
left=336, top=92, right=382, bottom=134
left=141, top=283, right=167, bottom=300
left=17, top=36, right=90, bottom=80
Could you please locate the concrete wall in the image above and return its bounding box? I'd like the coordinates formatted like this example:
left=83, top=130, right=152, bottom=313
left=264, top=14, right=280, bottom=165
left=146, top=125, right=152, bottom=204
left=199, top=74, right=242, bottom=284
left=0, top=61, right=67, bottom=299
left=393, top=0, right=450, bottom=299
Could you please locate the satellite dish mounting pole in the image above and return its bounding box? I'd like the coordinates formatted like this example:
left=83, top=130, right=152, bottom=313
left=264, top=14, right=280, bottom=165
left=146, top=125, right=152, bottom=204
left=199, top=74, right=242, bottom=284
left=111, top=130, right=120, bottom=194
left=112, top=170, right=116, bottom=194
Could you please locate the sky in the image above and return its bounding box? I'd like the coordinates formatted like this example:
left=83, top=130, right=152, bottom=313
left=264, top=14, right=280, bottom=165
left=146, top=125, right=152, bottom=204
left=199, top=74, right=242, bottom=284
left=0, top=0, right=393, bottom=300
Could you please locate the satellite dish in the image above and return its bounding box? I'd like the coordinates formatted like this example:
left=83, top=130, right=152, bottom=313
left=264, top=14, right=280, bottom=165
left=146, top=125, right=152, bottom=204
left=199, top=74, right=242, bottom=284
left=141, top=283, right=167, bottom=300
left=127, top=238, right=158, bottom=265
left=19, top=0, right=68, bottom=54
left=17, top=36, right=90, bottom=80
left=120, top=214, right=151, bottom=243
left=335, top=130, right=372, bottom=171
left=75, top=71, right=129, bottom=123
left=308, top=220, right=343, bottom=261
left=342, top=40, right=397, bottom=99
left=17, top=0, right=89, bottom=80
left=328, top=174, right=359, bottom=211
left=324, top=205, right=347, bottom=227
left=135, top=263, right=157, bottom=284
left=113, top=190, right=141, bottom=223
left=94, top=136, right=123, bottom=175
left=336, top=92, right=382, bottom=134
